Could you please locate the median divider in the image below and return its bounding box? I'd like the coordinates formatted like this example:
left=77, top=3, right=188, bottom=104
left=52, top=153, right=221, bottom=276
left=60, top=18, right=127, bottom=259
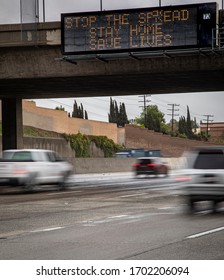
left=71, top=158, right=182, bottom=174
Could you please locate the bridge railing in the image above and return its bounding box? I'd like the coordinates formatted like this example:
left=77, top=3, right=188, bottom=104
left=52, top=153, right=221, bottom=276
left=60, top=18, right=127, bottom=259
left=0, top=22, right=60, bottom=47
left=212, top=27, right=224, bottom=49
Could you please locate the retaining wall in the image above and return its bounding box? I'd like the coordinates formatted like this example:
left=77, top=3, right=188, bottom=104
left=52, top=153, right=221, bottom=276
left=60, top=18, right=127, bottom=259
left=125, top=125, right=218, bottom=157
left=71, top=157, right=183, bottom=174
left=22, top=101, right=125, bottom=145
left=0, top=136, right=182, bottom=174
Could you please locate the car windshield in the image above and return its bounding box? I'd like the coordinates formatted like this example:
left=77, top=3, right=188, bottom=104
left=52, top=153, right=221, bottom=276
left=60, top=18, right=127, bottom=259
left=194, top=150, right=224, bottom=169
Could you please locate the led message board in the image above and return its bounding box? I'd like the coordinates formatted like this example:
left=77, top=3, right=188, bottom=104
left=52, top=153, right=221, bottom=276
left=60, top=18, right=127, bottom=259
left=61, top=2, right=217, bottom=55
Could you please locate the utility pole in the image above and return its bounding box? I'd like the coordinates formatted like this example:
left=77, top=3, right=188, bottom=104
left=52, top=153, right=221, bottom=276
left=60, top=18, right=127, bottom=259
left=167, top=104, right=179, bottom=133
left=43, top=0, right=45, bottom=22
left=139, top=95, right=151, bottom=128
left=203, top=114, right=214, bottom=136
left=159, top=0, right=162, bottom=7
left=100, top=0, right=103, bottom=11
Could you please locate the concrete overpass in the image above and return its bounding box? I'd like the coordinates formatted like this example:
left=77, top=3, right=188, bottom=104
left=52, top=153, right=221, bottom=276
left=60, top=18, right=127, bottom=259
left=0, top=22, right=224, bottom=150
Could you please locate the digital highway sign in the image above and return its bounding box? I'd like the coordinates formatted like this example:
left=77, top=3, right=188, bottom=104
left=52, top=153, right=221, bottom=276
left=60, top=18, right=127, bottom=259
left=61, top=2, right=217, bottom=55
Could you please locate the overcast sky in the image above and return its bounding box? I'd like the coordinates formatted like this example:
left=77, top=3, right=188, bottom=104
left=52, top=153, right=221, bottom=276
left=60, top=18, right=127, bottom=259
left=1, top=0, right=223, bottom=123
left=1, top=0, right=223, bottom=23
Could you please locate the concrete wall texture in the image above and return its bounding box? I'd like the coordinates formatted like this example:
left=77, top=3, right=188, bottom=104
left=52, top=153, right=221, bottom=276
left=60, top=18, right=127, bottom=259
left=21, top=101, right=218, bottom=158
left=0, top=136, right=183, bottom=174
left=0, top=100, right=219, bottom=171
left=200, top=122, right=224, bottom=140
left=22, top=101, right=125, bottom=145
left=0, top=135, right=116, bottom=173
left=125, top=125, right=217, bottom=157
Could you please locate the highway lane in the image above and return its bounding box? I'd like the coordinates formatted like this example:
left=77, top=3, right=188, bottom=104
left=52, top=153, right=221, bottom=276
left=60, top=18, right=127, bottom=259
left=0, top=172, right=179, bottom=203
left=0, top=173, right=224, bottom=260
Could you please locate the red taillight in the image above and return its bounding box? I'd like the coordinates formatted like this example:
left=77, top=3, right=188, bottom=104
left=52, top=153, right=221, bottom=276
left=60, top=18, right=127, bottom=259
left=175, top=176, right=192, bottom=182
left=12, top=170, right=27, bottom=175
left=132, top=164, right=140, bottom=167
left=147, top=164, right=157, bottom=167
left=12, top=165, right=27, bottom=175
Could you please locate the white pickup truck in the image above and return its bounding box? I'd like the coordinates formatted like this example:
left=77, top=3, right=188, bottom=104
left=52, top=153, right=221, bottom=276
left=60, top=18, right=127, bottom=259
left=0, top=149, right=73, bottom=191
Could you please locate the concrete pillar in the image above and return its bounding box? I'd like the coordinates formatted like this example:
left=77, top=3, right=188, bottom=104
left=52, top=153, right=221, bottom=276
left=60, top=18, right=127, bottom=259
left=1, top=98, right=23, bottom=151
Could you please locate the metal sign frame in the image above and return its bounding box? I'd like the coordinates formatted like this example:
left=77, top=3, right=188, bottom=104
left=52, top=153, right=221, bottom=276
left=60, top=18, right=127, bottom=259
left=61, top=2, right=218, bottom=55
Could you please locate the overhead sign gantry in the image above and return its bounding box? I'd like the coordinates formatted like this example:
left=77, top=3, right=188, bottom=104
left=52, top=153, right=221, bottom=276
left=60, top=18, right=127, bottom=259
left=61, top=2, right=217, bottom=55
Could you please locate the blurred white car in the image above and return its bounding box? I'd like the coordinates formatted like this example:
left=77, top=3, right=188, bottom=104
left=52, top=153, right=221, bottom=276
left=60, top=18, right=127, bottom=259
left=176, top=146, right=224, bottom=213
left=0, top=149, right=73, bottom=191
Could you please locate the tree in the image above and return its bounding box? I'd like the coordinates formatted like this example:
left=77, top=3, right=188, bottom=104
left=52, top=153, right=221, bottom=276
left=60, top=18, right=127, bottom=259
left=108, top=97, right=115, bottom=123
left=118, top=102, right=129, bottom=127
left=55, top=105, right=65, bottom=111
left=72, top=100, right=78, bottom=118
left=72, top=100, right=88, bottom=119
left=178, top=106, right=198, bottom=139
left=78, top=103, right=84, bottom=119
left=84, top=110, right=88, bottom=120
left=186, top=105, right=193, bottom=139
left=108, top=98, right=129, bottom=127
left=193, top=117, right=198, bottom=134
left=114, top=101, right=119, bottom=125
left=135, top=105, right=165, bottom=132
left=178, top=116, right=187, bottom=136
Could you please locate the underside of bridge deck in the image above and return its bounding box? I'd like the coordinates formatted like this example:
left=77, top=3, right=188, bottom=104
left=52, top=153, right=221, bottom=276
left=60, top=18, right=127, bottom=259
left=0, top=43, right=224, bottom=151
left=0, top=70, right=224, bottom=99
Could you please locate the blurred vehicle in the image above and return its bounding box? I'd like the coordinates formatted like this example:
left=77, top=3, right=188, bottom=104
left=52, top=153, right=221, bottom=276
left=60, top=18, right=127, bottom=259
left=114, top=149, right=161, bottom=158
left=114, top=149, right=145, bottom=158
left=133, top=157, right=168, bottom=177
left=144, top=150, right=161, bottom=157
left=177, top=146, right=224, bottom=213
left=113, top=152, right=132, bottom=158
left=0, top=149, right=73, bottom=191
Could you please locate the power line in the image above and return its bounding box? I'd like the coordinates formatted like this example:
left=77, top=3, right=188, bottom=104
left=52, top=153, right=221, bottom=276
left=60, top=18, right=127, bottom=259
left=34, top=98, right=108, bottom=119
left=151, top=95, right=205, bottom=119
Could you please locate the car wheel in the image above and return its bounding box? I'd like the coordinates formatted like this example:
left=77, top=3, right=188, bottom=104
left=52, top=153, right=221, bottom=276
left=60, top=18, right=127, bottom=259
left=212, top=201, right=218, bottom=213
left=24, top=173, right=37, bottom=192
left=186, top=197, right=195, bottom=214
left=58, top=171, right=70, bottom=191
left=154, top=169, right=159, bottom=177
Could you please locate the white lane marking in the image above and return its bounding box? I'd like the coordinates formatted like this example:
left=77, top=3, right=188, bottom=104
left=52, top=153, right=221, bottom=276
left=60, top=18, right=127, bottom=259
left=158, top=207, right=173, bottom=210
left=30, top=226, right=64, bottom=233
left=120, top=193, right=148, bottom=198
left=81, top=211, right=178, bottom=227
left=186, top=226, right=224, bottom=239
left=47, top=191, right=82, bottom=195
left=108, top=215, right=128, bottom=219
left=81, top=215, right=130, bottom=227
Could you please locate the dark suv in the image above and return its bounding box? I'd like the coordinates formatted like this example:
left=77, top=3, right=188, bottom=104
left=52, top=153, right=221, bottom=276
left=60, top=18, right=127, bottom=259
left=179, top=146, right=224, bottom=213
left=133, top=157, right=168, bottom=177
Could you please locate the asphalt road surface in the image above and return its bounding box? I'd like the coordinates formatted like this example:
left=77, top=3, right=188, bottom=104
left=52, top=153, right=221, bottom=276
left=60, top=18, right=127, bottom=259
left=0, top=172, right=224, bottom=260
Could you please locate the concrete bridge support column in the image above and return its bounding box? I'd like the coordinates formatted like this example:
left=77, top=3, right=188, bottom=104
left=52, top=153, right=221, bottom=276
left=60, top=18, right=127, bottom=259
left=1, top=98, right=23, bottom=151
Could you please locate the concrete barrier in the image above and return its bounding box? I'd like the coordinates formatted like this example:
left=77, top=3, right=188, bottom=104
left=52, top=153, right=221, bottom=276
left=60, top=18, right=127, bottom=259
left=71, top=157, right=182, bottom=174
left=0, top=136, right=183, bottom=174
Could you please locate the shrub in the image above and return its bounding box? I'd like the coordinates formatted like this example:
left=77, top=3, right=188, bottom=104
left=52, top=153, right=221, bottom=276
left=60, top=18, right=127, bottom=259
left=63, top=133, right=123, bottom=158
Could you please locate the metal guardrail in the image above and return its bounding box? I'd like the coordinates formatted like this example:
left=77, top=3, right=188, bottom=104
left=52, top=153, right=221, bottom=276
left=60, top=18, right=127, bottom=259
left=0, top=22, right=60, bottom=47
